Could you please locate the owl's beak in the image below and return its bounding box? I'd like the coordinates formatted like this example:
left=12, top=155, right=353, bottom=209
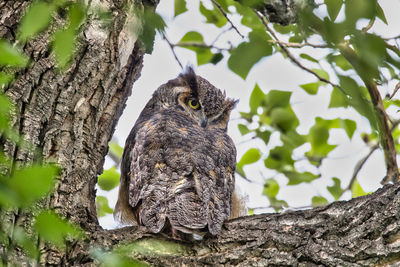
left=201, top=118, right=208, bottom=128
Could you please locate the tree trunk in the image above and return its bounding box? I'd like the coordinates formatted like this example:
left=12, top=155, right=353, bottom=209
left=1, top=0, right=400, bottom=266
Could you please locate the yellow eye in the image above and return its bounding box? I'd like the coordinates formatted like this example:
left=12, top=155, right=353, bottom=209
left=187, top=98, right=200, bottom=110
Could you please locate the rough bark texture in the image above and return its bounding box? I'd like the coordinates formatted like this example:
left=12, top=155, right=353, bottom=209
left=1, top=0, right=400, bottom=266
left=0, top=0, right=146, bottom=264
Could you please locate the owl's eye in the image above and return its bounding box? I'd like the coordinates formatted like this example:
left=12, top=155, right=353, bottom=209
left=187, top=98, right=200, bottom=110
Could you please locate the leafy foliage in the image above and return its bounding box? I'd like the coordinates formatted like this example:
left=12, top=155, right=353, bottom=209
left=169, top=0, right=399, bottom=212
left=134, top=7, right=166, bottom=53
left=98, top=166, right=120, bottom=191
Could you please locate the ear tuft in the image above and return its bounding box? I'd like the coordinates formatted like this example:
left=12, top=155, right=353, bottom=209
left=179, top=65, right=198, bottom=96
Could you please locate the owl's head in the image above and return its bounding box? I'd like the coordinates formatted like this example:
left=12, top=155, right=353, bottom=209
left=151, top=67, right=237, bottom=130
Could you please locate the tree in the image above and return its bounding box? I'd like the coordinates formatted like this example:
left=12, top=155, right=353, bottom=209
left=1, top=0, right=400, bottom=265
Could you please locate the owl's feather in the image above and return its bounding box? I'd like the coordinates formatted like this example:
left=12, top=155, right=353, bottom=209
left=114, top=68, right=237, bottom=237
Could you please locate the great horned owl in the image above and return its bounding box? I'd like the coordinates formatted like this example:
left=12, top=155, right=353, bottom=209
left=114, top=67, right=241, bottom=238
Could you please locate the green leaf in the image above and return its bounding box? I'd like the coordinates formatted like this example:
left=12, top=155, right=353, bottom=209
left=264, top=146, right=294, bottom=171
left=18, top=1, right=55, bottom=42
left=239, top=111, right=253, bottom=122
left=0, top=94, right=12, bottom=127
left=0, top=40, right=29, bottom=67
left=376, top=3, right=387, bottom=24
left=307, top=119, right=337, bottom=156
left=174, top=0, right=188, bottom=17
left=98, top=166, right=120, bottom=191
left=264, top=90, right=292, bottom=110
left=269, top=198, right=288, bottom=212
left=280, top=130, right=306, bottom=148
left=270, top=107, right=299, bottom=133
left=8, top=165, right=58, bottom=207
left=340, top=119, right=356, bottom=139
left=351, top=179, right=369, bottom=198
left=228, top=29, right=272, bottom=79
left=352, top=33, right=386, bottom=80
left=237, top=148, right=261, bottom=168
left=262, top=178, right=279, bottom=198
left=0, top=178, right=19, bottom=207
left=312, top=196, right=328, bottom=207
left=34, top=210, right=82, bottom=247
left=0, top=72, right=14, bottom=88
left=273, top=24, right=296, bottom=34
left=325, top=0, right=343, bottom=21
left=248, top=208, right=254, bottom=215
left=109, top=141, right=124, bottom=160
left=327, top=54, right=352, bottom=71
left=179, top=31, right=216, bottom=65
left=328, top=86, right=349, bottom=108
left=338, top=75, right=377, bottom=131
left=236, top=0, right=265, bottom=8
left=249, top=84, right=265, bottom=113
left=327, top=177, right=344, bottom=200
left=180, top=31, right=203, bottom=43
left=285, top=171, right=319, bottom=185
left=238, top=124, right=251, bottom=135
left=68, top=2, right=86, bottom=30
left=300, top=53, right=319, bottom=63
left=199, top=1, right=227, bottom=27
left=52, top=28, right=76, bottom=69
left=137, top=8, right=166, bottom=53
left=96, top=196, right=114, bottom=217
left=235, top=2, right=265, bottom=31
left=300, top=82, right=320, bottom=95
left=312, top=68, right=329, bottom=80
left=256, top=129, right=271, bottom=145
left=12, top=227, right=39, bottom=258
left=210, top=52, right=223, bottom=65
left=345, top=0, right=377, bottom=26
left=235, top=165, right=246, bottom=178
left=91, top=248, right=149, bottom=267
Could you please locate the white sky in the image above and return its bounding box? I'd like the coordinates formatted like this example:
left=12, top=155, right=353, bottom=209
left=98, top=0, right=400, bottom=228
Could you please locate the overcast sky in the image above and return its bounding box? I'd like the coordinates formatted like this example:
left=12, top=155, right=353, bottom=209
left=99, top=0, right=400, bottom=229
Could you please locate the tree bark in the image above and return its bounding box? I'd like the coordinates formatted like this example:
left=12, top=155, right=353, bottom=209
left=1, top=0, right=400, bottom=266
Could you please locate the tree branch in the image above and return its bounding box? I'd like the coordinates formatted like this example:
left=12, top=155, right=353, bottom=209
left=339, top=43, right=399, bottom=184
left=68, top=182, right=400, bottom=266
left=255, top=11, right=340, bottom=89
left=163, top=33, right=184, bottom=70
left=173, top=42, right=230, bottom=51
left=268, top=40, right=327, bottom=48
left=346, top=144, right=379, bottom=191
left=211, top=0, right=245, bottom=39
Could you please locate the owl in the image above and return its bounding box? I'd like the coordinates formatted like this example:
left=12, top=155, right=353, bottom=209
left=114, top=67, right=240, bottom=239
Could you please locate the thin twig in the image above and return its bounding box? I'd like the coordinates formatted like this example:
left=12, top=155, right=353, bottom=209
left=389, top=82, right=400, bottom=100
left=268, top=40, right=327, bottom=48
left=347, top=120, right=400, bottom=190
left=254, top=11, right=340, bottom=89
left=210, top=26, right=232, bottom=46
left=174, top=42, right=230, bottom=51
left=361, top=18, right=375, bottom=33
left=346, top=144, right=379, bottom=191
left=211, top=0, right=245, bottom=39
left=162, top=33, right=183, bottom=70
left=175, top=40, right=326, bottom=51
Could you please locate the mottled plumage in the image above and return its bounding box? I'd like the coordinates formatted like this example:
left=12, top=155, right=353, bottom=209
left=114, top=68, right=237, bottom=237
